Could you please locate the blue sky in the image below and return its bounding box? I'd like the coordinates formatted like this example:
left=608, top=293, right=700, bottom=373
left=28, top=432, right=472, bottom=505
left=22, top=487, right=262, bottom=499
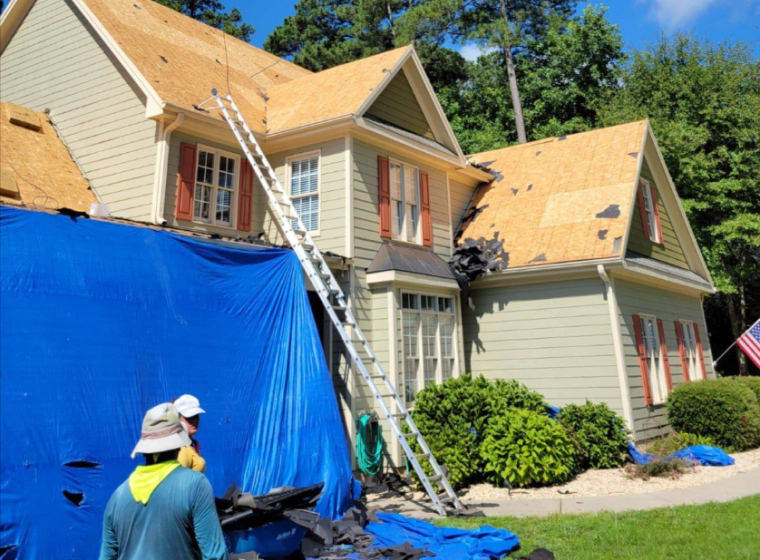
left=239, top=0, right=760, bottom=57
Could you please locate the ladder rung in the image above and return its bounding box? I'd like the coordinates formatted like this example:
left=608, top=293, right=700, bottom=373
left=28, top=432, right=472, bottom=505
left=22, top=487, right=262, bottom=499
left=293, top=228, right=307, bottom=236
left=428, top=474, right=443, bottom=482
left=404, top=431, right=419, bottom=439
left=438, top=493, right=456, bottom=503
left=414, top=453, right=429, bottom=460
left=390, top=412, right=406, bottom=418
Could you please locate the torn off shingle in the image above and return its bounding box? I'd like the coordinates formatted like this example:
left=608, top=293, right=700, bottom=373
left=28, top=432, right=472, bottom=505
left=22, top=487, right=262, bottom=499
left=527, top=184, right=533, bottom=191
left=529, top=253, right=546, bottom=263
left=596, top=204, right=621, bottom=219
left=628, top=152, right=639, bottom=158
left=612, top=237, right=623, bottom=253
left=598, top=229, right=608, bottom=240
left=511, top=188, right=519, bottom=196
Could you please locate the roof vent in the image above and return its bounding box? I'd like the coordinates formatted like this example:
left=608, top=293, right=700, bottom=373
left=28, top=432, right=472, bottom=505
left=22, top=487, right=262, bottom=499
left=7, top=103, right=41, bottom=131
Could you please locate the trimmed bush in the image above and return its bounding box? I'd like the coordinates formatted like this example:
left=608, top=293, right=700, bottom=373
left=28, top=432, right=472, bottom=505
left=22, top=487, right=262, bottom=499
left=733, top=377, right=760, bottom=403
left=409, top=374, right=493, bottom=488
left=667, top=378, right=760, bottom=451
left=482, top=408, right=575, bottom=487
left=558, top=402, right=629, bottom=471
left=489, top=379, right=546, bottom=415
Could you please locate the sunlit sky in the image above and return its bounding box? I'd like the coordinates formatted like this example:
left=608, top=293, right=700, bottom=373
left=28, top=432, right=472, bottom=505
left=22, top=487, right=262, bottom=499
left=236, top=0, right=760, bottom=57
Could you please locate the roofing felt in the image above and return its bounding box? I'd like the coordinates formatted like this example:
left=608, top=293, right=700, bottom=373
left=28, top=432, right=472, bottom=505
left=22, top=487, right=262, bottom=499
left=82, top=0, right=311, bottom=134
left=460, top=120, right=648, bottom=269
left=625, top=251, right=711, bottom=289
left=367, top=241, right=456, bottom=280
left=0, top=103, right=97, bottom=212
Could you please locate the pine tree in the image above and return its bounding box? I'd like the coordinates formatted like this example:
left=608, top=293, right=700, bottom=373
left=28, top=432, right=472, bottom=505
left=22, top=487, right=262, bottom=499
left=154, top=0, right=254, bottom=42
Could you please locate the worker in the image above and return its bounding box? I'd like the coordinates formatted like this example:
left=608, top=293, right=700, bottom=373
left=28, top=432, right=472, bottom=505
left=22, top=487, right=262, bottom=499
left=173, top=394, right=207, bottom=473
left=99, top=403, right=228, bottom=560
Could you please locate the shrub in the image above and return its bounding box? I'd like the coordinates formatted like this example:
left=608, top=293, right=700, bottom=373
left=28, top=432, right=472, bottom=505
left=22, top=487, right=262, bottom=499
left=409, top=374, right=493, bottom=488
left=648, top=432, right=716, bottom=457
left=624, top=458, right=694, bottom=481
left=488, top=379, right=546, bottom=416
left=482, top=408, right=575, bottom=487
left=558, top=402, right=629, bottom=471
left=733, top=377, right=760, bottom=403
left=667, top=379, right=760, bottom=452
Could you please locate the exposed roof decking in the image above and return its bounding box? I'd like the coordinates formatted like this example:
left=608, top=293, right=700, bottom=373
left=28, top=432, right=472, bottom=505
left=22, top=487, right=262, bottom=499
left=461, top=121, right=647, bottom=269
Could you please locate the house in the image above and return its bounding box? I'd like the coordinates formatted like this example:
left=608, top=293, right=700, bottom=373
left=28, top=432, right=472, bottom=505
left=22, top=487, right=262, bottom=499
left=0, top=0, right=714, bottom=466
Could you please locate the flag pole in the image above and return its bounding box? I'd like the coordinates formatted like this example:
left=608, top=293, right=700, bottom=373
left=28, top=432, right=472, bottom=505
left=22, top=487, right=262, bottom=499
left=713, top=318, right=760, bottom=367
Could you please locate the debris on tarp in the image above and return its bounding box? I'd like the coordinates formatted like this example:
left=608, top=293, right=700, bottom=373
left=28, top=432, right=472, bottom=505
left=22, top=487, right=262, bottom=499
left=449, top=233, right=509, bottom=309
left=627, top=442, right=735, bottom=467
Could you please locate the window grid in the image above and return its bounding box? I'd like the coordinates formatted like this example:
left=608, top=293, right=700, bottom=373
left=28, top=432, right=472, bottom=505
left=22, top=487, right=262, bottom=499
left=640, top=179, right=660, bottom=243
left=401, top=293, right=457, bottom=404
left=680, top=321, right=701, bottom=381
left=640, top=315, right=668, bottom=404
left=194, top=147, right=238, bottom=227
left=389, top=160, right=420, bottom=244
left=289, top=154, right=319, bottom=232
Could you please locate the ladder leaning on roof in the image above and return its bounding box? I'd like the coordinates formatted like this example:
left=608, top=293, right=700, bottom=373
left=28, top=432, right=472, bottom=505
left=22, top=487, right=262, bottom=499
left=199, top=89, right=462, bottom=517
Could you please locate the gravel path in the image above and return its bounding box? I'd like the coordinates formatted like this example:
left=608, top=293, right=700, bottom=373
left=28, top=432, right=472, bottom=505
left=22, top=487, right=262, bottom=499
left=459, top=448, right=760, bottom=501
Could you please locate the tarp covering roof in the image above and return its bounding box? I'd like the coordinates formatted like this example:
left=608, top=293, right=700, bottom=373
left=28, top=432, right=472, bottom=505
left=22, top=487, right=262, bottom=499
left=462, top=121, right=647, bottom=269
left=0, top=206, right=353, bottom=559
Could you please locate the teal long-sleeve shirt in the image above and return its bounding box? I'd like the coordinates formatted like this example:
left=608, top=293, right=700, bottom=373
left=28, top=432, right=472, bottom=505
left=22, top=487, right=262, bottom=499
left=99, top=467, right=228, bottom=560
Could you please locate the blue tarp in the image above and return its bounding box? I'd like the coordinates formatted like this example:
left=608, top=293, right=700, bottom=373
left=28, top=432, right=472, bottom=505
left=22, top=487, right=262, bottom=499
left=0, top=206, right=353, bottom=559
left=627, top=441, right=734, bottom=467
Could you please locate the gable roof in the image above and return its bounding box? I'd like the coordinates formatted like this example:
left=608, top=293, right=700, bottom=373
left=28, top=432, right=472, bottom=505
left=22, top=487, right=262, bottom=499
left=460, top=121, right=647, bottom=269
left=0, top=103, right=97, bottom=212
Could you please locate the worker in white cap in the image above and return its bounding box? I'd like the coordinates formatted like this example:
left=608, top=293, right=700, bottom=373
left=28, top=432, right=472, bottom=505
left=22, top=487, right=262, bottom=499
left=173, top=394, right=207, bottom=473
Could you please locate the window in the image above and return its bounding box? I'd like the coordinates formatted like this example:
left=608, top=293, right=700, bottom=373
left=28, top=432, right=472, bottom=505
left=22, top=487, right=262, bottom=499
left=639, top=178, right=662, bottom=243
left=401, top=292, right=458, bottom=404
left=193, top=146, right=238, bottom=227
left=678, top=321, right=703, bottom=382
left=639, top=315, right=669, bottom=404
left=389, top=160, right=419, bottom=243
left=289, top=153, right=319, bottom=232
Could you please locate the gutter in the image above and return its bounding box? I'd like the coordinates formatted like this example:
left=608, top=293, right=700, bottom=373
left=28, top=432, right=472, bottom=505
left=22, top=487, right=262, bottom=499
left=151, top=112, right=185, bottom=225
left=597, top=265, right=634, bottom=432
left=472, top=257, right=623, bottom=286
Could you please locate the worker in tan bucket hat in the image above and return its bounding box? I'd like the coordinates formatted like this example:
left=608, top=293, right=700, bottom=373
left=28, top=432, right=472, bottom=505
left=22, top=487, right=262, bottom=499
left=99, top=403, right=227, bottom=560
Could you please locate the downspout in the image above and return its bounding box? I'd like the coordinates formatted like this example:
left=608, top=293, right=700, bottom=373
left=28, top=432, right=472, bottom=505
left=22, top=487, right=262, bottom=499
left=598, top=265, right=634, bottom=432
left=151, top=113, right=185, bottom=225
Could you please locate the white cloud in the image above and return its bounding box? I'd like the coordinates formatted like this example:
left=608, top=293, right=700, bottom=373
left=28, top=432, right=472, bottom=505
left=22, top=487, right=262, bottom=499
left=647, top=0, right=760, bottom=27
left=459, top=44, right=497, bottom=62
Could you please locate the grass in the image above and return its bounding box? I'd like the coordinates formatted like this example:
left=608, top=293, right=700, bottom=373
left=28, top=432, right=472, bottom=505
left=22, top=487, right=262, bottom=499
left=436, top=496, right=760, bottom=560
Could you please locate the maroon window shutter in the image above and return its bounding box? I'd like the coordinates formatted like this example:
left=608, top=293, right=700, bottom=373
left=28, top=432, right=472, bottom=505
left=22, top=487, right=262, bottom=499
left=378, top=155, right=391, bottom=238
left=633, top=314, right=653, bottom=406
left=675, top=321, right=689, bottom=382
left=657, top=319, right=673, bottom=392
left=420, top=171, right=432, bottom=247
left=637, top=181, right=651, bottom=241
left=693, top=324, right=708, bottom=380
left=651, top=185, right=664, bottom=244
left=237, top=160, right=253, bottom=232
left=175, top=143, right=197, bottom=221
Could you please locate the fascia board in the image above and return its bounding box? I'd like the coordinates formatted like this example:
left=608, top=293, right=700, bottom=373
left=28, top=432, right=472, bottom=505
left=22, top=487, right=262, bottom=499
left=367, top=269, right=459, bottom=290
left=0, top=0, right=33, bottom=53
left=472, top=257, right=624, bottom=287
left=618, top=259, right=715, bottom=295
left=354, top=46, right=414, bottom=118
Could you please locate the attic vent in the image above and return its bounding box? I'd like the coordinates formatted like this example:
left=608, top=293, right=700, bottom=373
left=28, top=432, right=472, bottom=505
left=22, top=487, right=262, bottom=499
left=7, top=103, right=41, bottom=131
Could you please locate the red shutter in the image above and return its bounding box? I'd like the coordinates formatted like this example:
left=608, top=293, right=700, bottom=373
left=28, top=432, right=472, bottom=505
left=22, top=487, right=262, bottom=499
left=651, top=185, right=664, bottom=244
left=378, top=155, right=391, bottom=238
left=175, top=143, right=197, bottom=221
left=633, top=314, right=653, bottom=406
left=693, top=323, right=708, bottom=380
left=237, top=160, right=254, bottom=232
left=420, top=170, right=432, bottom=247
left=675, top=321, right=690, bottom=382
left=657, top=319, right=673, bottom=392
left=637, top=180, right=651, bottom=241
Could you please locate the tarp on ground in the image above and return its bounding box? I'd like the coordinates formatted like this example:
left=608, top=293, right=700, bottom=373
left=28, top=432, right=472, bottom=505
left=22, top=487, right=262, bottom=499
left=0, top=206, right=353, bottom=559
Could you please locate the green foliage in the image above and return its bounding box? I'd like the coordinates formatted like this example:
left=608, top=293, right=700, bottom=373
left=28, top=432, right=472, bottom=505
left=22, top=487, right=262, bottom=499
left=154, top=0, right=254, bottom=41
left=482, top=408, right=575, bottom=487
left=409, top=374, right=493, bottom=488
left=648, top=431, right=716, bottom=457
left=678, top=432, right=717, bottom=448
left=624, top=458, right=694, bottom=481
left=558, top=402, right=628, bottom=471
left=733, top=377, right=760, bottom=402
left=667, top=379, right=760, bottom=451
left=489, top=379, right=546, bottom=415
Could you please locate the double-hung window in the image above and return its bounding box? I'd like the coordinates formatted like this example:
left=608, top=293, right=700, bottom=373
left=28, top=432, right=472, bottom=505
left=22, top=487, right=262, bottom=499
left=639, top=315, right=668, bottom=404
left=401, top=293, right=458, bottom=404
left=390, top=161, right=420, bottom=243
left=678, top=321, right=703, bottom=381
left=639, top=178, right=663, bottom=244
left=289, top=153, right=319, bottom=232
left=194, top=146, right=238, bottom=227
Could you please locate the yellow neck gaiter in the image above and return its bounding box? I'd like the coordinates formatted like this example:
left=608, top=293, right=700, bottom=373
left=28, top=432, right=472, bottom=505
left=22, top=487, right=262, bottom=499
left=128, top=460, right=181, bottom=504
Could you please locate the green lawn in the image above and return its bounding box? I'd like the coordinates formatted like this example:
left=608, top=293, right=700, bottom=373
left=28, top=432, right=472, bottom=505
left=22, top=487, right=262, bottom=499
left=436, top=496, right=760, bottom=560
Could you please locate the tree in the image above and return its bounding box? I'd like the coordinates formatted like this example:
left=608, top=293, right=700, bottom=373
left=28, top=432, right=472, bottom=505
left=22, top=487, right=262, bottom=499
left=154, top=0, right=254, bottom=42
left=601, top=35, right=760, bottom=375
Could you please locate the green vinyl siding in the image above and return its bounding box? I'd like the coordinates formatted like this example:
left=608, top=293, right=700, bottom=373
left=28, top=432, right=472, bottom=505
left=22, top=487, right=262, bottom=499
left=450, top=178, right=476, bottom=234
left=628, top=160, right=689, bottom=269
left=464, top=277, right=625, bottom=417
left=614, top=278, right=715, bottom=441
left=365, top=71, right=435, bottom=140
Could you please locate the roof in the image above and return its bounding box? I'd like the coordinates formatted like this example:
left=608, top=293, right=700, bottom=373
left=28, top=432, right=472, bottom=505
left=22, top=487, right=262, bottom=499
left=82, top=0, right=311, bottom=134
left=0, top=103, right=97, bottom=212
left=367, top=242, right=456, bottom=280
left=625, top=251, right=713, bottom=291
left=266, top=47, right=411, bottom=135
left=460, top=121, right=647, bottom=269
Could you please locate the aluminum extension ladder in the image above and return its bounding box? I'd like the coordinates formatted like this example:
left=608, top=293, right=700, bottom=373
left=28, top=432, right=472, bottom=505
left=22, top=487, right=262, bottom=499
left=200, top=89, right=462, bottom=516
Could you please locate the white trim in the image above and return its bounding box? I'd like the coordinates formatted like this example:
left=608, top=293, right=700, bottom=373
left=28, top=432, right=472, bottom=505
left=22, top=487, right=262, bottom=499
left=637, top=312, right=669, bottom=406
left=192, top=143, right=240, bottom=228
left=639, top=177, right=663, bottom=244
left=344, top=133, right=354, bottom=259
left=446, top=173, right=454, bottom=255
left=355, top=46, right=415, bottom=119
left=455, top=293, right=465, bottom=379
left=598, top=265, right=634, bottom=431
left=367, top=270, right=459, bottom=290
left=619, top=259, right=715, bottom=294
left=474, top=257, right=623, bottom=286
left=675, top=319, right=703, bottom=382
left=285, top=149, right=322, bottom=236
left=387, top=287, right=400, bottom=466
left=151, top=112, right=185, bottom=225
left=621, top=126, right=649, bottom=263
left=697, top=295, right=716, bottom=376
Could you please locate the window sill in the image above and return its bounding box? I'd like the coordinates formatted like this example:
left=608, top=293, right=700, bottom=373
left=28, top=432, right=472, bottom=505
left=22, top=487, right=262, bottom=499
left=189, top=219, right=239, bottom=232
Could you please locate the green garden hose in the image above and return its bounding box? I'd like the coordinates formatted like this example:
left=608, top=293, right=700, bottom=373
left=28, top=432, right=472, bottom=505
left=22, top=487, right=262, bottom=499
left=356, top=413, right=383, bottom=476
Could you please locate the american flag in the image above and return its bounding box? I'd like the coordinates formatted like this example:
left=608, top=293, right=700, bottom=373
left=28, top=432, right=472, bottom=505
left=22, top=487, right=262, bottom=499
left=738, top=320, right=760, bottom=369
